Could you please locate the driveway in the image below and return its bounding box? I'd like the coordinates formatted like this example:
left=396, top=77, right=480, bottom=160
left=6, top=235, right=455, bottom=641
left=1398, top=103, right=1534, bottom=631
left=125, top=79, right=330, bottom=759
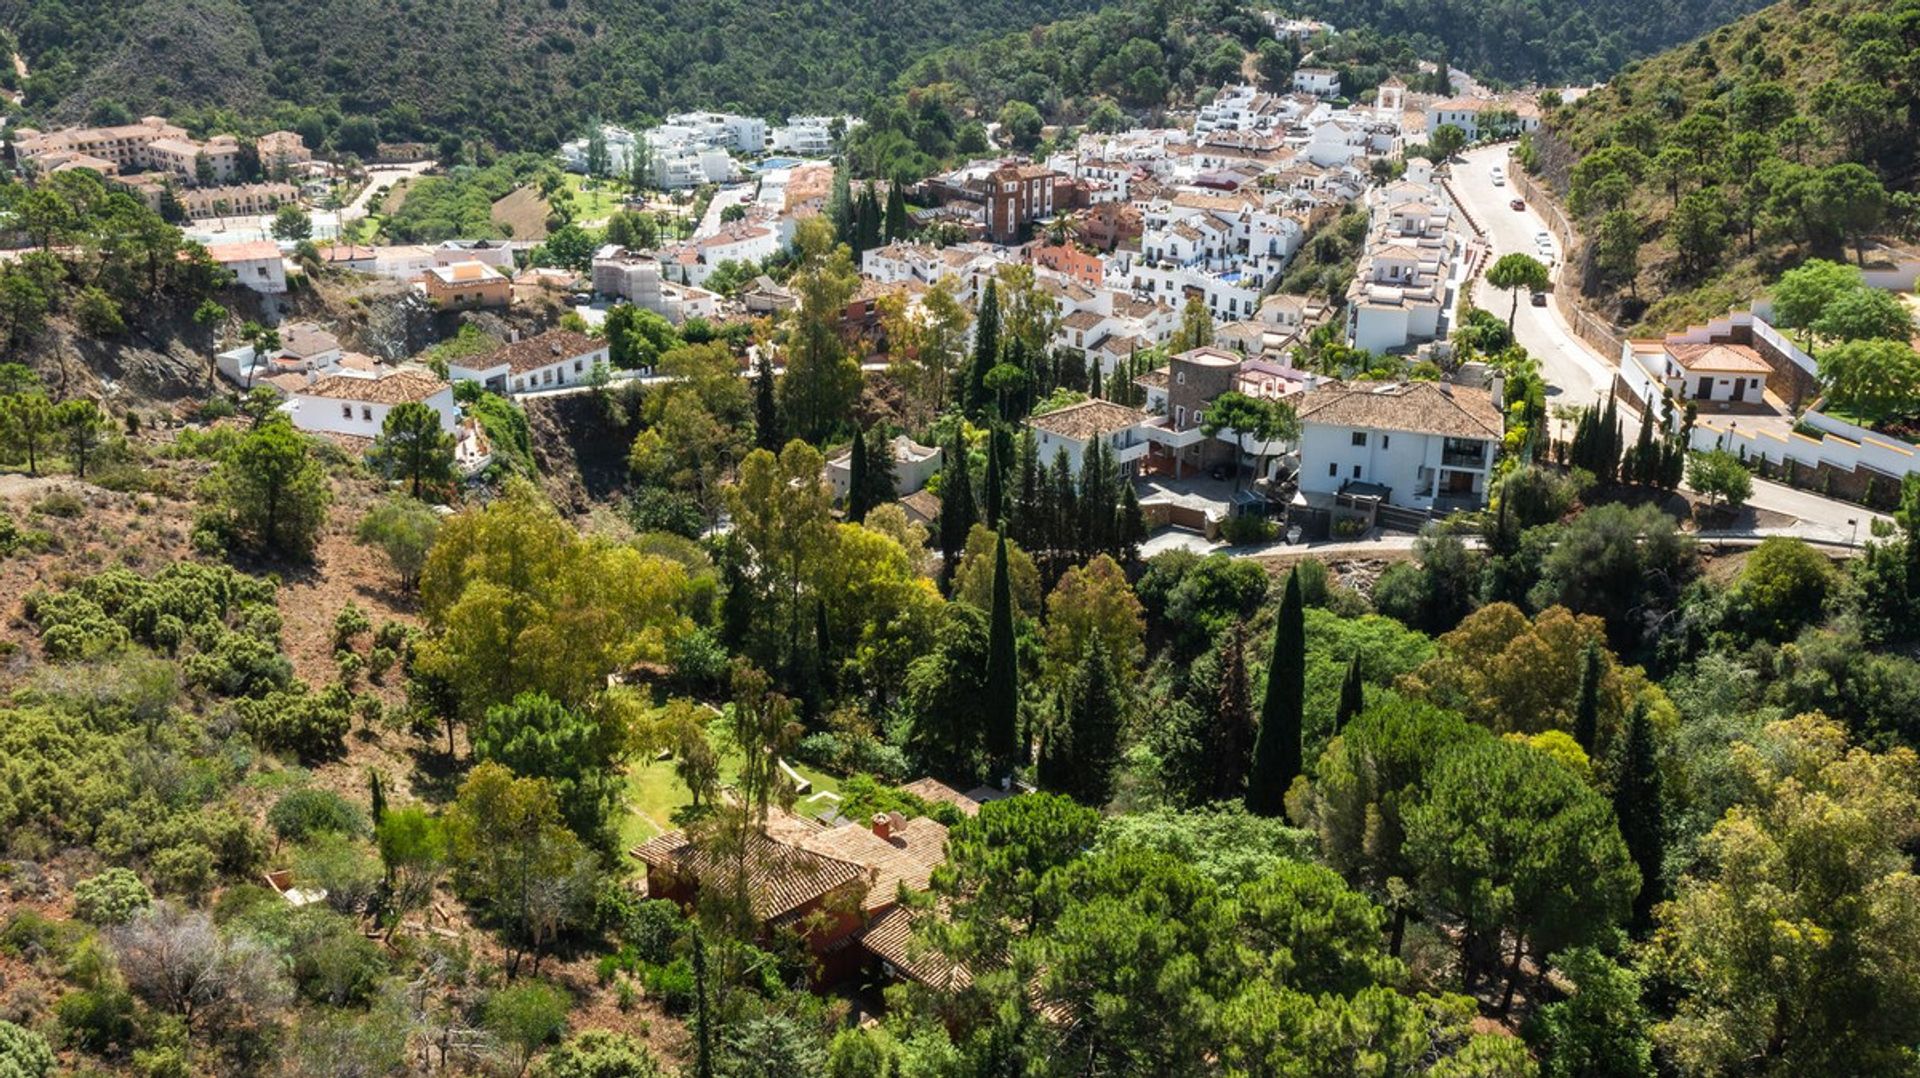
left=343, top=160, right=437, bottom=228
left=1450, top=145, right=1618, bottom=412
left=694, top=183, right=757, bottom=240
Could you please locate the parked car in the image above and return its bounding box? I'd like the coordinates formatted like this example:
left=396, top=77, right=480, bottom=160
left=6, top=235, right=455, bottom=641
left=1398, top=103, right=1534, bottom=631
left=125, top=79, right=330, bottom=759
left=1510, top=198, right=1526, bottom=211
left=1491, top=173, right=1506, bottom=186
left=1534, top=230, right=1553, bottom=247
left=1531, top=291, right=1549, bottom=307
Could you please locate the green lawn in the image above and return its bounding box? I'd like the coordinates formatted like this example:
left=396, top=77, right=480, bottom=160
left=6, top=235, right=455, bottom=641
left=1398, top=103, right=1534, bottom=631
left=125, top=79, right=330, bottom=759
left=565, top=174, right=629, bottom=225
left=620, top=741, right=844, bottom=855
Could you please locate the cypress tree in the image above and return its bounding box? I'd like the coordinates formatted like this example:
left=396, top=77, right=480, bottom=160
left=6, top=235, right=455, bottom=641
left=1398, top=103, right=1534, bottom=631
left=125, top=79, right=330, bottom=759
left=1630, top=411, right=1655, bottom=486
left=368, top=768, right=387, bottom=825
left=1613, top=701, right=1665, bottom=932
left=859, top=424, right=896, bottom=513
left=1119, top=483, right=1146, bottom=561
left=985, top=535, right=1021, bottom=768
left=1013, top=427, right=1042, bottom=550
left=1334, top=653, right=1364, bottom=733
left=827, top=167, right=853, bottom=245
left=939, top=428, right=976, bottom=586
left=1048, top=447, right=1077, bottom=578
left=984, top=428, right=1006, bottom=531
left=813, top=599, right=834, bottom=708
left=753, top=350, right=781, bottom=451
left=719, top=537, right=755, bottom=653
left=1212, top=620, right=1254, bottom=800
left=1248, top=571, right=1304, bottom=818
left=1064, top=638, right=1123, bottom=806
left=884, top=180, right=910, bottom=242
left=1573, top=640, right=1602, bottom=756
left=691, top=925, right=715, bottom=1078
left=968, top=279, right=1000, bottom=414
left=847, top=426, right=870, bottom=522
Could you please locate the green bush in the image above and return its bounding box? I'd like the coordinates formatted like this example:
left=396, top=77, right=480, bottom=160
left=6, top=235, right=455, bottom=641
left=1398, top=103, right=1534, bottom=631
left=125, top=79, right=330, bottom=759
left=267, top=788, right=367, bottom=843
left=237, top=683, right=352, bottom=760
left=53, top=984, right=135, bottom=1055
left=639, top=957, right=695, bottom=1013
left=285, top=907, right=388, bottom=1006
left=72, top=868, right=153, bottom=926
left=534, top=1031, right=666, bottom=1078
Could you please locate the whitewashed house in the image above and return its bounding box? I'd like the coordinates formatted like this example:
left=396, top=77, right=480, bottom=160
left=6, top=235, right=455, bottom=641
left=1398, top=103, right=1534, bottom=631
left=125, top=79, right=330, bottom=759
left=448, top=329, right=610, bottom=395
left=826, top=435, right=943, bottom=499
left=1295, top=381, right=1503, bottom=511
left=1025, top=398, right=1152, bottom=477
left=289, top=368, right=457, bottom=439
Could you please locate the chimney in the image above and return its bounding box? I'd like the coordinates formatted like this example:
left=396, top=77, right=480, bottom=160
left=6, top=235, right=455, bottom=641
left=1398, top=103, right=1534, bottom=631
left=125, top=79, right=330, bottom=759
left=870, top=813, right=894, bottom=841
left=1490, top=373, right=1505, bottom=408
left=509, top=329, right=520, bottom=343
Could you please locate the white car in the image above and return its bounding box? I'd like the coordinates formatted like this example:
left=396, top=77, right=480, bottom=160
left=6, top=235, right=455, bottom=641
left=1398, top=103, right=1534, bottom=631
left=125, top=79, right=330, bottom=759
left=1491, top=173, right=1506, bottom=186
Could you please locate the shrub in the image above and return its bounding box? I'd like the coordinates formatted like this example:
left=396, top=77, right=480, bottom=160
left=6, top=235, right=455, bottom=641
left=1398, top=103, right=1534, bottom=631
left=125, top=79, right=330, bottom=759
left=292, top=834, right=383, bottom=915
left=266, top=788, right=367, bottom=844
left=236, top=683, right=352, bottom=760
left=639, top=957, right=695, bottom=1013
left=0, top=1020, right=55, bottom=1078
left=285, top=908, right=387, bottom=1006
left=332, top=603, right=372, bottom=650
left=53, top=985, right=135, bottom=1055
left=149, top=843, right=216, bottom=901
left=72, top=868, right=153, bottom=926
left=1220, top=513, right=1277, bottom=546
left=535, top=1031, right=666, bottom=1078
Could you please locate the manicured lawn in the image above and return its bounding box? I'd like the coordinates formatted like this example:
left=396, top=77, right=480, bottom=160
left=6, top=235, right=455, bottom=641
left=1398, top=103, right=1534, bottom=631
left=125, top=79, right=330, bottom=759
left=565, top=174, right=629, bottom=225
left=619, top=728, right=843, bottom=856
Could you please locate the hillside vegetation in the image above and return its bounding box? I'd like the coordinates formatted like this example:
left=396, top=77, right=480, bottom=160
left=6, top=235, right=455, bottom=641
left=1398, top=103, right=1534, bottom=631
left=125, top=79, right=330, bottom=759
left=1287, top=0, right=1779, bottom=86
left=1531, top=0, right=1918, bottom=331
left=0, top=0, right=1103, bottom=151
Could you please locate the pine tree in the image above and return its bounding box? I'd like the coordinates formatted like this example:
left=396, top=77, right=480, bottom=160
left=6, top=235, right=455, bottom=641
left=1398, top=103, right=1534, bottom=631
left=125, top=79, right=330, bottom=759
left=1334, top=653, right=1364, bottom=733
left=753, top=350, right=781, bottom=451
left=719, top=537, right=755, bottom=653
left=984, top=427, right=1006, bottom=531
left=1573, top=640, right=1602, bottom=756
left=1079, top=438, right=1117, bottom=558
left=847, top=426, right=871, bottom=522
left=1063, top=638, right=1123, bottom=806
left=1613, top=701, right=1665, bottom=932
left=1248, top=570, right=1304, bottom=818
left=1212, top=620, right=1254, bottom=800
left=939, top=428, right=977, bottom=586
left=968, top=279, right=1000, bottom=415
left=985, top=535, right=1021, bottom=768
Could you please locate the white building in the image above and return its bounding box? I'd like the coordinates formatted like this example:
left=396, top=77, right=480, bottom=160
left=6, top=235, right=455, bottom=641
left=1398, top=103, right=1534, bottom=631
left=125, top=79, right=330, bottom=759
left=770, top=115, right=854, bottom=157
left=1346, top=178, right=1462, bottom=354
left=289, top=368, right=457, bottom=440
left=1292, top=68, right=1342, bottom=97
left=1295, top=380, right=1503, bottom=511
left=664, top=112, right=767, bottom=154
left=208, top=241, right=288, bottom=296
left=1025, top=398, right=1152, bottom=477
left=433, top=240, right=515, bottom=270
left=447, top=329, right=610, bottom=396
left=826, top=435, right=944, bottom=499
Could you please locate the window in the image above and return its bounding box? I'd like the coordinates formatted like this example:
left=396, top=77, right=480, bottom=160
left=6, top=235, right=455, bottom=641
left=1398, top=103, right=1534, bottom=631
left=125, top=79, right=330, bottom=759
left=1350, top=432, right=1367, bottom=446
left=1328, top=462, right=1337, bottom=477
left=1352, top=465, right=1362, bottom=479
left=1176, top=371, right=1185, bottom=385
left=1381, top=435, right=1390, bottom=450
left=341, top=404, right=352, bottom=419
left=574, top=360, right=583, bottom=373
left=1175, top=406, right=1187, bottom=427
left=362, top=406, right=373, bottom=421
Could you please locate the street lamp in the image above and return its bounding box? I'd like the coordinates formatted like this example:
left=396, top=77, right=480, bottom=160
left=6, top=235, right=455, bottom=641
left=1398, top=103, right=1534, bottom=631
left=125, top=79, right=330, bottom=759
left=1848, top=518, right=1859, bottom=551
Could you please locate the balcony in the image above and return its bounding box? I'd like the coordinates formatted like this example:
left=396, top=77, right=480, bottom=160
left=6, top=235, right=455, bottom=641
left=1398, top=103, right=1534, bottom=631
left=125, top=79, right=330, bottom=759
left=1440, top=440, right=1489, bottom=469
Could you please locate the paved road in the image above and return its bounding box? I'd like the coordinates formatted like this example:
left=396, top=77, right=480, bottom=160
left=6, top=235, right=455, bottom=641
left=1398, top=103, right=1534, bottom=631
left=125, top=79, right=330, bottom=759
left=1450, top=144, right=1617, bottom=413
left=694, top=184, right=757, bottom=240
left=343, top=161, right=438, bottom=228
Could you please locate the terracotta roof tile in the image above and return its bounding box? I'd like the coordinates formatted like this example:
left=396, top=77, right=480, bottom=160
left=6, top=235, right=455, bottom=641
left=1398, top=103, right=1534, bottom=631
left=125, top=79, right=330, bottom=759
left=1296, top=380, right=1502, bottom=440
left=1026, top=398, right=1148, bottom=441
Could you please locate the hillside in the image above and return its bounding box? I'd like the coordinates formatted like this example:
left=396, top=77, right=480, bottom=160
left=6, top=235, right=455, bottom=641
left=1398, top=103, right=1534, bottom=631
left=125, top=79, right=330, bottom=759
left=1286, top=0, right=1779, bottom=86
left=0, top=0, right=1104, bottom=151
left=1526, top=0, right=1918, bottom=331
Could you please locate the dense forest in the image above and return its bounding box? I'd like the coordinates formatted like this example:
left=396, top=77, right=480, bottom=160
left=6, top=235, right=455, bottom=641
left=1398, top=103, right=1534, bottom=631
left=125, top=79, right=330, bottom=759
left=1531, top=0, right=1919, bottom=331
left=0, top=0, right=1105, bottom=152
left=1287, top=0, right=1779, bottom=86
